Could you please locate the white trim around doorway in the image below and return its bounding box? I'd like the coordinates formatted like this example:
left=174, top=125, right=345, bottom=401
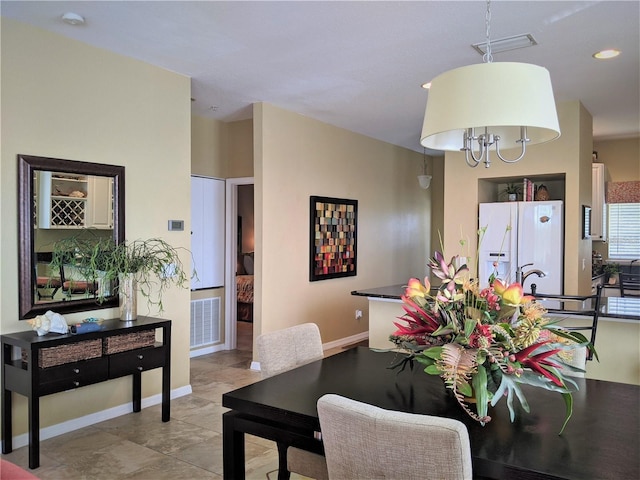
left=224, top=177, right=254, bottom=350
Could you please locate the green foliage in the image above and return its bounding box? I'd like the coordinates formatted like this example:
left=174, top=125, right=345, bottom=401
left=602, top=263, right=620, bottom=276
left=500, top=183, right=522, bottom=199
left=49, top=232, right=192, bottom=312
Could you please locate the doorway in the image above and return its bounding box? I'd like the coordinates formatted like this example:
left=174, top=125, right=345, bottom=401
left=225, top=177, right=255, bottom=351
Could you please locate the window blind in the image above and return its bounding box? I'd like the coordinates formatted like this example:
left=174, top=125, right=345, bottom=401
left=608, top=203, right=640, bottom=259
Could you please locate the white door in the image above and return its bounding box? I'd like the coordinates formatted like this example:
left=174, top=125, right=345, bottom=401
left=191, top=176, right=225, bottom=290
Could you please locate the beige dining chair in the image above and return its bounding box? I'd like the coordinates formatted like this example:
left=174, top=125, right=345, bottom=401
left=256, top=323, right=328, bottom=480
left=561, top=345, right=587, bottom=378
left=317, top=394, right=473, bottom=480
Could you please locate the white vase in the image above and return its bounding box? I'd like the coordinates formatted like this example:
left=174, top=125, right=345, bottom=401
left=119, top=273, right=137, bottom=321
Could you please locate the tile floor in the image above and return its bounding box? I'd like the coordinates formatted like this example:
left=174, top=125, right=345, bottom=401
left=1, top=322, right=358, bottom=479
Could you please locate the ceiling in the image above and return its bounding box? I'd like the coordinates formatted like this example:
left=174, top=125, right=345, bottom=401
left=2, top=1, right=639, bottom=154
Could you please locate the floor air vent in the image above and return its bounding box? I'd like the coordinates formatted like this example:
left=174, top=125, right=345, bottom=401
left=190, top=298, right=221, bottom=348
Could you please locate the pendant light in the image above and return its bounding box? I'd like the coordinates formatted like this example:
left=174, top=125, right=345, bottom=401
left=418, top=148, right=432, bottom=189
left=420, top=0, right=560, bottom=168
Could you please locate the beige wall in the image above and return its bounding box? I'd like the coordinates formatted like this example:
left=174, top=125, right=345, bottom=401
left=254, top=103, right=431, bottom=344
left=191, top=116, right=253, bottom=179
left=1, top=19, right=192, bottom=434
left=225, top=119, right=254, bottom=178
left=593, top=137, right=640, bottom=182
left=441, top=101, right=593, bottom=295
left=192, top=115, right=225, bottom=177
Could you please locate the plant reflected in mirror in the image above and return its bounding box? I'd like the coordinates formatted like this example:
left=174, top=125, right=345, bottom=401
left=49, top=233, right=192, bottom=314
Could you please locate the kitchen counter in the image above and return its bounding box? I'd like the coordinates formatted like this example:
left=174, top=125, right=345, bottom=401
left=352, top=285, right=640, bottom=385
left=352, top=284, right=640, bottom=321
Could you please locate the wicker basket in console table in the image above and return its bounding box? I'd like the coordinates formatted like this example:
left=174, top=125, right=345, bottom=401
left=1, top=316, right=171, bottom=469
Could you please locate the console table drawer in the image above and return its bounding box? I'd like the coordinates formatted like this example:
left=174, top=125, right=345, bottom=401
left=109, top=346, right=166, bottom=378
left=38, top=357, right=109, bottom=395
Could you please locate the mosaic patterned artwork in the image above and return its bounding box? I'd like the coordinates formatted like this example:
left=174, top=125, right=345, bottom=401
left=309, top=196, right=357, bottom=281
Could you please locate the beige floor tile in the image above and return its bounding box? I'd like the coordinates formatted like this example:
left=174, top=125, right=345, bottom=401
left=120, top=455, right=222, bottom=480
left=2, top=336, right=361, bottom=479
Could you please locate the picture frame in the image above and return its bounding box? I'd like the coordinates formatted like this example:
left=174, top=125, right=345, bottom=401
left=309, top=196, right=358, bottom=281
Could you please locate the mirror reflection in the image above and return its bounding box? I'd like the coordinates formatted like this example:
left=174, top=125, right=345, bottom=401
left=18, top=155, right=125, bottom=319
left=34, top=171, right=115, bottom=303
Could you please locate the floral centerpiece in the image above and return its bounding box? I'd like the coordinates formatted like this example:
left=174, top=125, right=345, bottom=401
left=388, top=252, right=596, bottom=434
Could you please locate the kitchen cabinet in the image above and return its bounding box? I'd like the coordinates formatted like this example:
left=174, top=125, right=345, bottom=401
left=37, top=172, right=88, bottom=228
left=37, top=172, right=113, bottom=229
left=591, top=163, right=607, bottom=241
left=85, top=176, right=113, bottom=229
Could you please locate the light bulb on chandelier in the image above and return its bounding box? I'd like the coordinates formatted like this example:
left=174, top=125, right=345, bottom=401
left=420, top=0, right=560, bottom=168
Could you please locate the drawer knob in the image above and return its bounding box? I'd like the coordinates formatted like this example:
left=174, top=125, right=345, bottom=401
left=137, top=354, right=144, bottom=360
left=73, top=381, right=80, bottom=387
left=73, top=368, right=80, bottom=374
left=137, top=366, right=144, bottom=371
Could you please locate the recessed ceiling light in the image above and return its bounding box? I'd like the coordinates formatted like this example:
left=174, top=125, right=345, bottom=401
left=593, top=49, right=621, bottom=59
left=421, top=82, right=431, bottom=90
left=61, top=12, right=85, bottom=26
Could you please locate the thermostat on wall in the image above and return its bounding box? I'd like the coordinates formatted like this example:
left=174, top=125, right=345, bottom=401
left=168, top=220, right=184, bottom=231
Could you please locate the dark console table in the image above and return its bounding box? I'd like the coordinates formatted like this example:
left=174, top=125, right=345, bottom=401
left=1, top=316, right=171, bottom=469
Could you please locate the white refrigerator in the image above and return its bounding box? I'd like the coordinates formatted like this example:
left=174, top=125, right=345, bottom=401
left=478, top=201, right=564, bottom=294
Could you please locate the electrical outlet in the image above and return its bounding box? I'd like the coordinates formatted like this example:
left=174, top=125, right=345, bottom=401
left=355, top=309, right=363, bottom=320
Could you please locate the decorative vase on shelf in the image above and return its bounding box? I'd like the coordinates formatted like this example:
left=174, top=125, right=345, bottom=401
left=535, top=184, right=550, bottom=201
left=119, top=272, right=137, bottom=321
left=508, top=193, right=517, bottom=202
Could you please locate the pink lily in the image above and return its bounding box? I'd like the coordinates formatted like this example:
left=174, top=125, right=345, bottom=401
left=429, top=252, right=468, bottom=294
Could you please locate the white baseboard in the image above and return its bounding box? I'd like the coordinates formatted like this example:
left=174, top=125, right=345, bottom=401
left=8, top=385, right=192, bottom=450
left=189, top=343, right=227, bottom=358
left=322, top=331, right=369, bottom=351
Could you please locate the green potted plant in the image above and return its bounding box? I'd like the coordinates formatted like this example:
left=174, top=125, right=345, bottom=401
left=602, top=263, right=620, bottom=285
left=47, top=235, right=116, bottom=298
left=500, top=183, right=521, bottom=202
left=50, top=233, right=190, bottom=320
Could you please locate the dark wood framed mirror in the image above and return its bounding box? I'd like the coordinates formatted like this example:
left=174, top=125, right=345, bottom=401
left=18, top=154, right=125, bottom=319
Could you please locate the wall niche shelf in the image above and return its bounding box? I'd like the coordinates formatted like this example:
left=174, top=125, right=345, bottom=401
left=478, top=174, right=567, bottom=204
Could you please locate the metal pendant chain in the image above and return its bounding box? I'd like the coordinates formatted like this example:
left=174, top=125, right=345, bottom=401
left=483, top=0, right=493, bottom=63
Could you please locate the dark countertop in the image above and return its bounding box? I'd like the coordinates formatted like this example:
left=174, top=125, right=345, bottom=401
left=351, top=284, right=406, bottom=299
left=352, top=285, right=640, bottom=321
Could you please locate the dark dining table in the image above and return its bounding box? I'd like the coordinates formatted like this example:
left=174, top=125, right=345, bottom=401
left=222, top=347, right=640, bottom=480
